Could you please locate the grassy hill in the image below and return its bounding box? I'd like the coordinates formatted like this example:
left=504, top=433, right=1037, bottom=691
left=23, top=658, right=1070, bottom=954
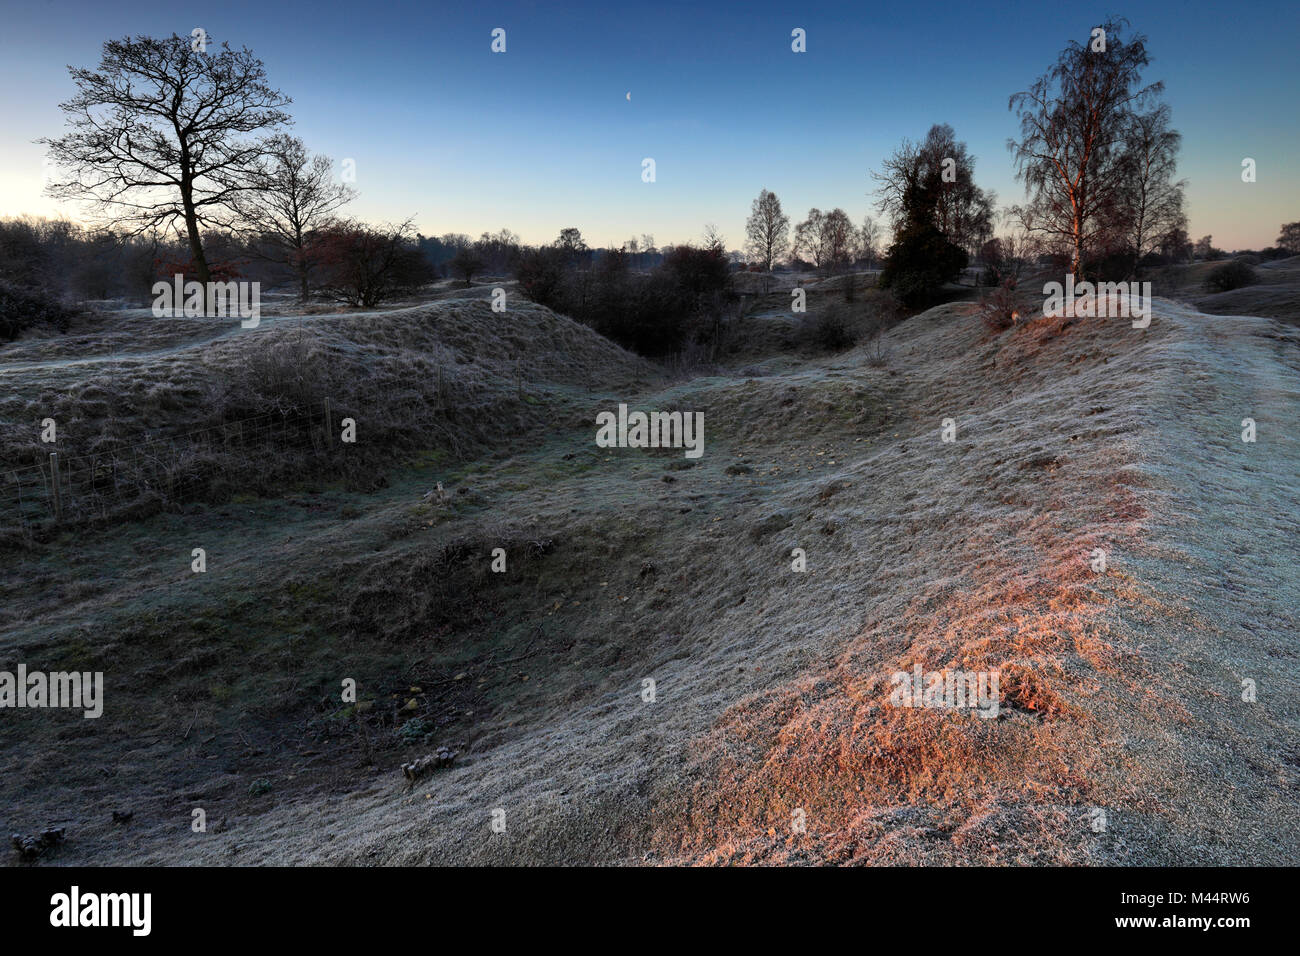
left=2, top=275, right=1297, bottom=865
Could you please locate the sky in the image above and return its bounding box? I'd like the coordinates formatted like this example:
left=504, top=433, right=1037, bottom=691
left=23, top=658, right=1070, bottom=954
left=0, top=0, right=1296, bottom=251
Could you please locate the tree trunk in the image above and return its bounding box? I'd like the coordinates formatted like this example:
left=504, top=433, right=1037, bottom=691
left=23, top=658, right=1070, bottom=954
left=180, top=178, right=211, bottom=313
left=295, top=226, right=310, bottom=302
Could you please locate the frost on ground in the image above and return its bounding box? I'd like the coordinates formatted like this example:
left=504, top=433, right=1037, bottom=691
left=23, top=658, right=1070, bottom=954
left=1, top=288, right=1296, bottom=866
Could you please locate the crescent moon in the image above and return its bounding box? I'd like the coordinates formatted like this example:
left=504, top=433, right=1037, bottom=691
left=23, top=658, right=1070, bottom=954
left=626, top=91, right=631, bottom=101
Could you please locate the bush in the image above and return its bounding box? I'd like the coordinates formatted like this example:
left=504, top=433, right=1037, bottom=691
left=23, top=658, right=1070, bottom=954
left=313, top=222, right=432, bottom=306
left=223, top=332, right=334, bottom=416
left=803, top=303, right=863, bottom=351
left=0, top=282, right=75, bottom=341
left=1204, top=260, right=1256, bottom=293
left=798, top=294, right=900, bottom=353
left=879, top=221, right=967, bottom=307
left=979, top=279, right=1023, bottom=332
left=515, top=246, right=567, bottom=307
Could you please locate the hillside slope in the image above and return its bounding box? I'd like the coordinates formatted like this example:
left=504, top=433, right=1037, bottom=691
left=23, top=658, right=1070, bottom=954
left=3, top=295, right=1296, bottom=866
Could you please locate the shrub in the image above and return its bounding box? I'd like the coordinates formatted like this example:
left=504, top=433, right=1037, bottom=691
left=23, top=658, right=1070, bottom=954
left=804, top=303, right=861, bottom=351
left=516, top=242, right=732, bottom=357
left=515, top=246, right=567, bottom=308
left=1204, top=260, right=1256, bottom=293
left=879, top=221, right=967, bottom=307
left=314, top=221, right=432, bottom=306
left=0, top=282, right=75, bottom=341
left=979, top=279, right=1022, bottom=332
left=223, top=332, right=334, bottom=416
left=798, top=293, right=900, bottom=353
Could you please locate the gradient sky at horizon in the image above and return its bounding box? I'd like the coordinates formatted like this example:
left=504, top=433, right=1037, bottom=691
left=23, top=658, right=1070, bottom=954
left=0, top=0, right=1296, bottom=251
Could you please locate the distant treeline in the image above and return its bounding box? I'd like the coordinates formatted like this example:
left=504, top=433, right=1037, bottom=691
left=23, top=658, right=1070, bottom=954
left=10, top=22, right=1299, bottom=351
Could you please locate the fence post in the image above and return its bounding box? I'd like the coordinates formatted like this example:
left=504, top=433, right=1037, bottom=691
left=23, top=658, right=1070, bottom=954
left=324, top=397, right=334, bottom=446
left=49, top=452, right=62, bottom=520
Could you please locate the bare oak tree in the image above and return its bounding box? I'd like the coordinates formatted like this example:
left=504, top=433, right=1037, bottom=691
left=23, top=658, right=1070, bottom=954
left=41, top=34, right=290, bottom=307
left=744, top=189, right=790, bottom=271
left=238, top=134, right=355, bottom=300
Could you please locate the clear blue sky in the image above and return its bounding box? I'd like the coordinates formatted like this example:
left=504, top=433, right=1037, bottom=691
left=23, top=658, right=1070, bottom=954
left=1, top=0, right=1296, bottom=250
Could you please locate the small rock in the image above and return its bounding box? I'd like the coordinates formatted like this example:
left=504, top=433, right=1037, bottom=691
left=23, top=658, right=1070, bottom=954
left=401, top=747, right=459, bottom=781
left=11, top=827, right=65, bottom=861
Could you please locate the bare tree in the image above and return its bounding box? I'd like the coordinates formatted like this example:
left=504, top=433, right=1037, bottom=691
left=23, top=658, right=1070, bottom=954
left=1008, top=18, right=1161, bottom=276
left=1277, top=222, right=1300, bottom=256
left=239, top=134, right=355, bottom=300
left=744, top=189, right=790, bottom=271
left=821, top=209, right=856, bottom=271
left=315, top=218, right=431, bottom=307
left=794, top=208, right=855, bottom=273
left=791, top=209, right=828, bottom=272
left=41, top=34, right=291, bottom=307
left=1158, top=226, right=1192, bottom=262
left=983, top=209, right=1041, bottom=286
left=553, top=227, right=588, bottom=268
left=449, top=245, right=485, bottom=287
left=858, top=216, right=882, bottom=268
left=1116, top=105, right=1186, bottom=276
left=473, top=229, right=520, bottom=274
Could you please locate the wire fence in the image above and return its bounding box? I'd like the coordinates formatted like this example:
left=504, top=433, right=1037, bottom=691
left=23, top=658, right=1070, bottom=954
left=1, top=399, right=346, bottom=537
